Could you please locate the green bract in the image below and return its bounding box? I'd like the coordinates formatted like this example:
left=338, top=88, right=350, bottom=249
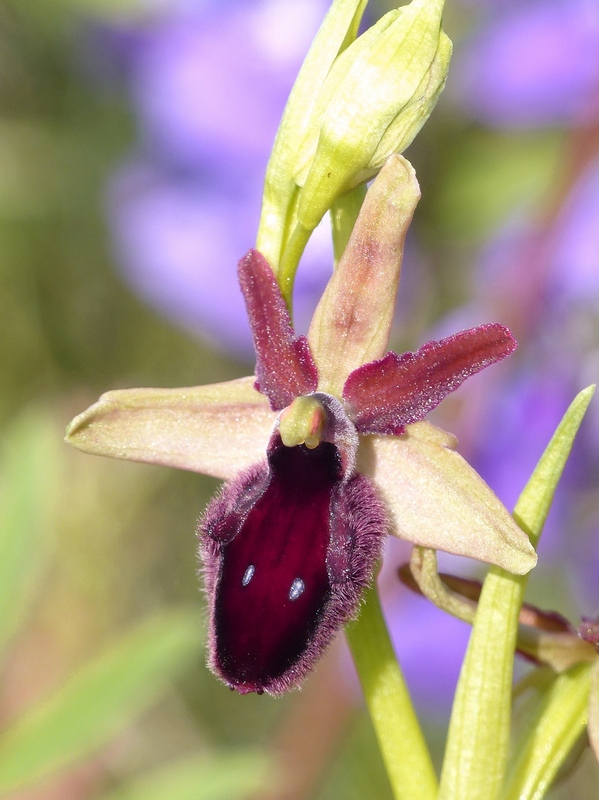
left=438, top=385, right=595, bottom=800
left=256, top=0, right=451, bottom=304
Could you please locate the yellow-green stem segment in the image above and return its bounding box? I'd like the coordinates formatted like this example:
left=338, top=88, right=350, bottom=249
left=346, top=582, right=438, bottom=800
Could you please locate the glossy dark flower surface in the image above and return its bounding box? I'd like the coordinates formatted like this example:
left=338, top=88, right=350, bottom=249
left=202, top=437, right=385, bottom=694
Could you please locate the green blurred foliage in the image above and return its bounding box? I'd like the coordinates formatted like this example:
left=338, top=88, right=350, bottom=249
left=0, top=0, right=243, bottom=429
left=0, top=1, right=281, bottom=797
left=98, top=751, right=273, bottom=800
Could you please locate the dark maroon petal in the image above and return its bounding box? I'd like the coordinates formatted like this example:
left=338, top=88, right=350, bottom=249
left=198, top=439, right=386, bottom=695
left=238, top=249, right=318, bottom=410
left=343, top=324, right=517, bottom=435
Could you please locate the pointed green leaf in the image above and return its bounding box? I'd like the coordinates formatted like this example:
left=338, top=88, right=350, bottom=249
left=98, top=751, right=272, bottom=800
left=0, top=610, right=202, bottom=795
left=439, top=386, right=595, bottom=800
left=503, top=663, right=592, bottom=800
left=513, top=384, right=595, bottom=548
left=438, top=568, right=524, bottom=800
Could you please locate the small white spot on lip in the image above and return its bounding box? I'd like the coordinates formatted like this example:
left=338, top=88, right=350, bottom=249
left=289, top=578, right=305, bottom=601
left=242, top=565, right=255, bottom=586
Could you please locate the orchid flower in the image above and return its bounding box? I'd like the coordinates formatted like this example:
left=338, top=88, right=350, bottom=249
left=66, top=156, right=536, bottom=696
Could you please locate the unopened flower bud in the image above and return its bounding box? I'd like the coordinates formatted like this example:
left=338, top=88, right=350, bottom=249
left=257, top=0, right=451, bottom=301
left=295, top=0, right=451, bottom=231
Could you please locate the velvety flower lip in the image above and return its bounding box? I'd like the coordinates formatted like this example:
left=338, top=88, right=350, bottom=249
left=201, top=433, right=386, bottom=695
left=66, top=155, right=537, bottom=695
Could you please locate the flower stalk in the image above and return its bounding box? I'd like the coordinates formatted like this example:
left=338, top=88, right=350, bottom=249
left=345, top=582, right=438, bottom=800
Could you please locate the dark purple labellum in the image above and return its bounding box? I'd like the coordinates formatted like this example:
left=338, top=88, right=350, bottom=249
left=199, top=437, right=386, bottom=695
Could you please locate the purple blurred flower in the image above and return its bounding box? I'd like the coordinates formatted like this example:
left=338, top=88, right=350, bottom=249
left=434, top=155, right=599, bottom=598
left=130, top=0, right=326, bottom=169
left=108, top=161, right=331, bottom=353
left=551, top=156, right=599, bottom=302
left=104, top=0, right=332, bottom=355
left=454, top=0, right=599, bottom=127
left=468, top=366, right=574, bottom=553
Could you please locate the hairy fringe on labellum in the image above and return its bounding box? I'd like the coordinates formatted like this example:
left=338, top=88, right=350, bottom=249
left=198, top=442, right=387, bottom=696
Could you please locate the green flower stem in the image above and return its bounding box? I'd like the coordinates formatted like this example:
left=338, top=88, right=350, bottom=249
left=277, top=222, right=313, bottom=309
left=409, top=547, right=476, bottom=624
left=438, top=386, right=595, bottom=800
left=330, top=184, right=367, bottom=263
left=503, top=662, right=592, bottom=800
left=346, top=582, right=438, bottom=800
left=334, top=178, right=436, bottom=796
left=274, top=181, right=366, bottom=306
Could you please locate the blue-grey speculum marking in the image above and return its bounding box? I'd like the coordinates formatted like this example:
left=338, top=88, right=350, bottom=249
left=289, top=578, right=305, bottom=601
left=242, top=565, right=255, bottom=586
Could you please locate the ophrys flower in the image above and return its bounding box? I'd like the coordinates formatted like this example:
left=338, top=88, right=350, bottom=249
left=66, top=156, right=536, bottom=695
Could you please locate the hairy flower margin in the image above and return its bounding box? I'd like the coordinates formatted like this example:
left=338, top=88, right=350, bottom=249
left=66, top=156, right=536, bottom=695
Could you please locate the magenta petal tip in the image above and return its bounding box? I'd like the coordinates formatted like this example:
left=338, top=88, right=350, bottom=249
left=343, top=324, right=517, bottom=435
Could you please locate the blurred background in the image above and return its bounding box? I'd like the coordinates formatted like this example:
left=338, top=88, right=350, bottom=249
left=1, top=0, right=598, bottom=797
